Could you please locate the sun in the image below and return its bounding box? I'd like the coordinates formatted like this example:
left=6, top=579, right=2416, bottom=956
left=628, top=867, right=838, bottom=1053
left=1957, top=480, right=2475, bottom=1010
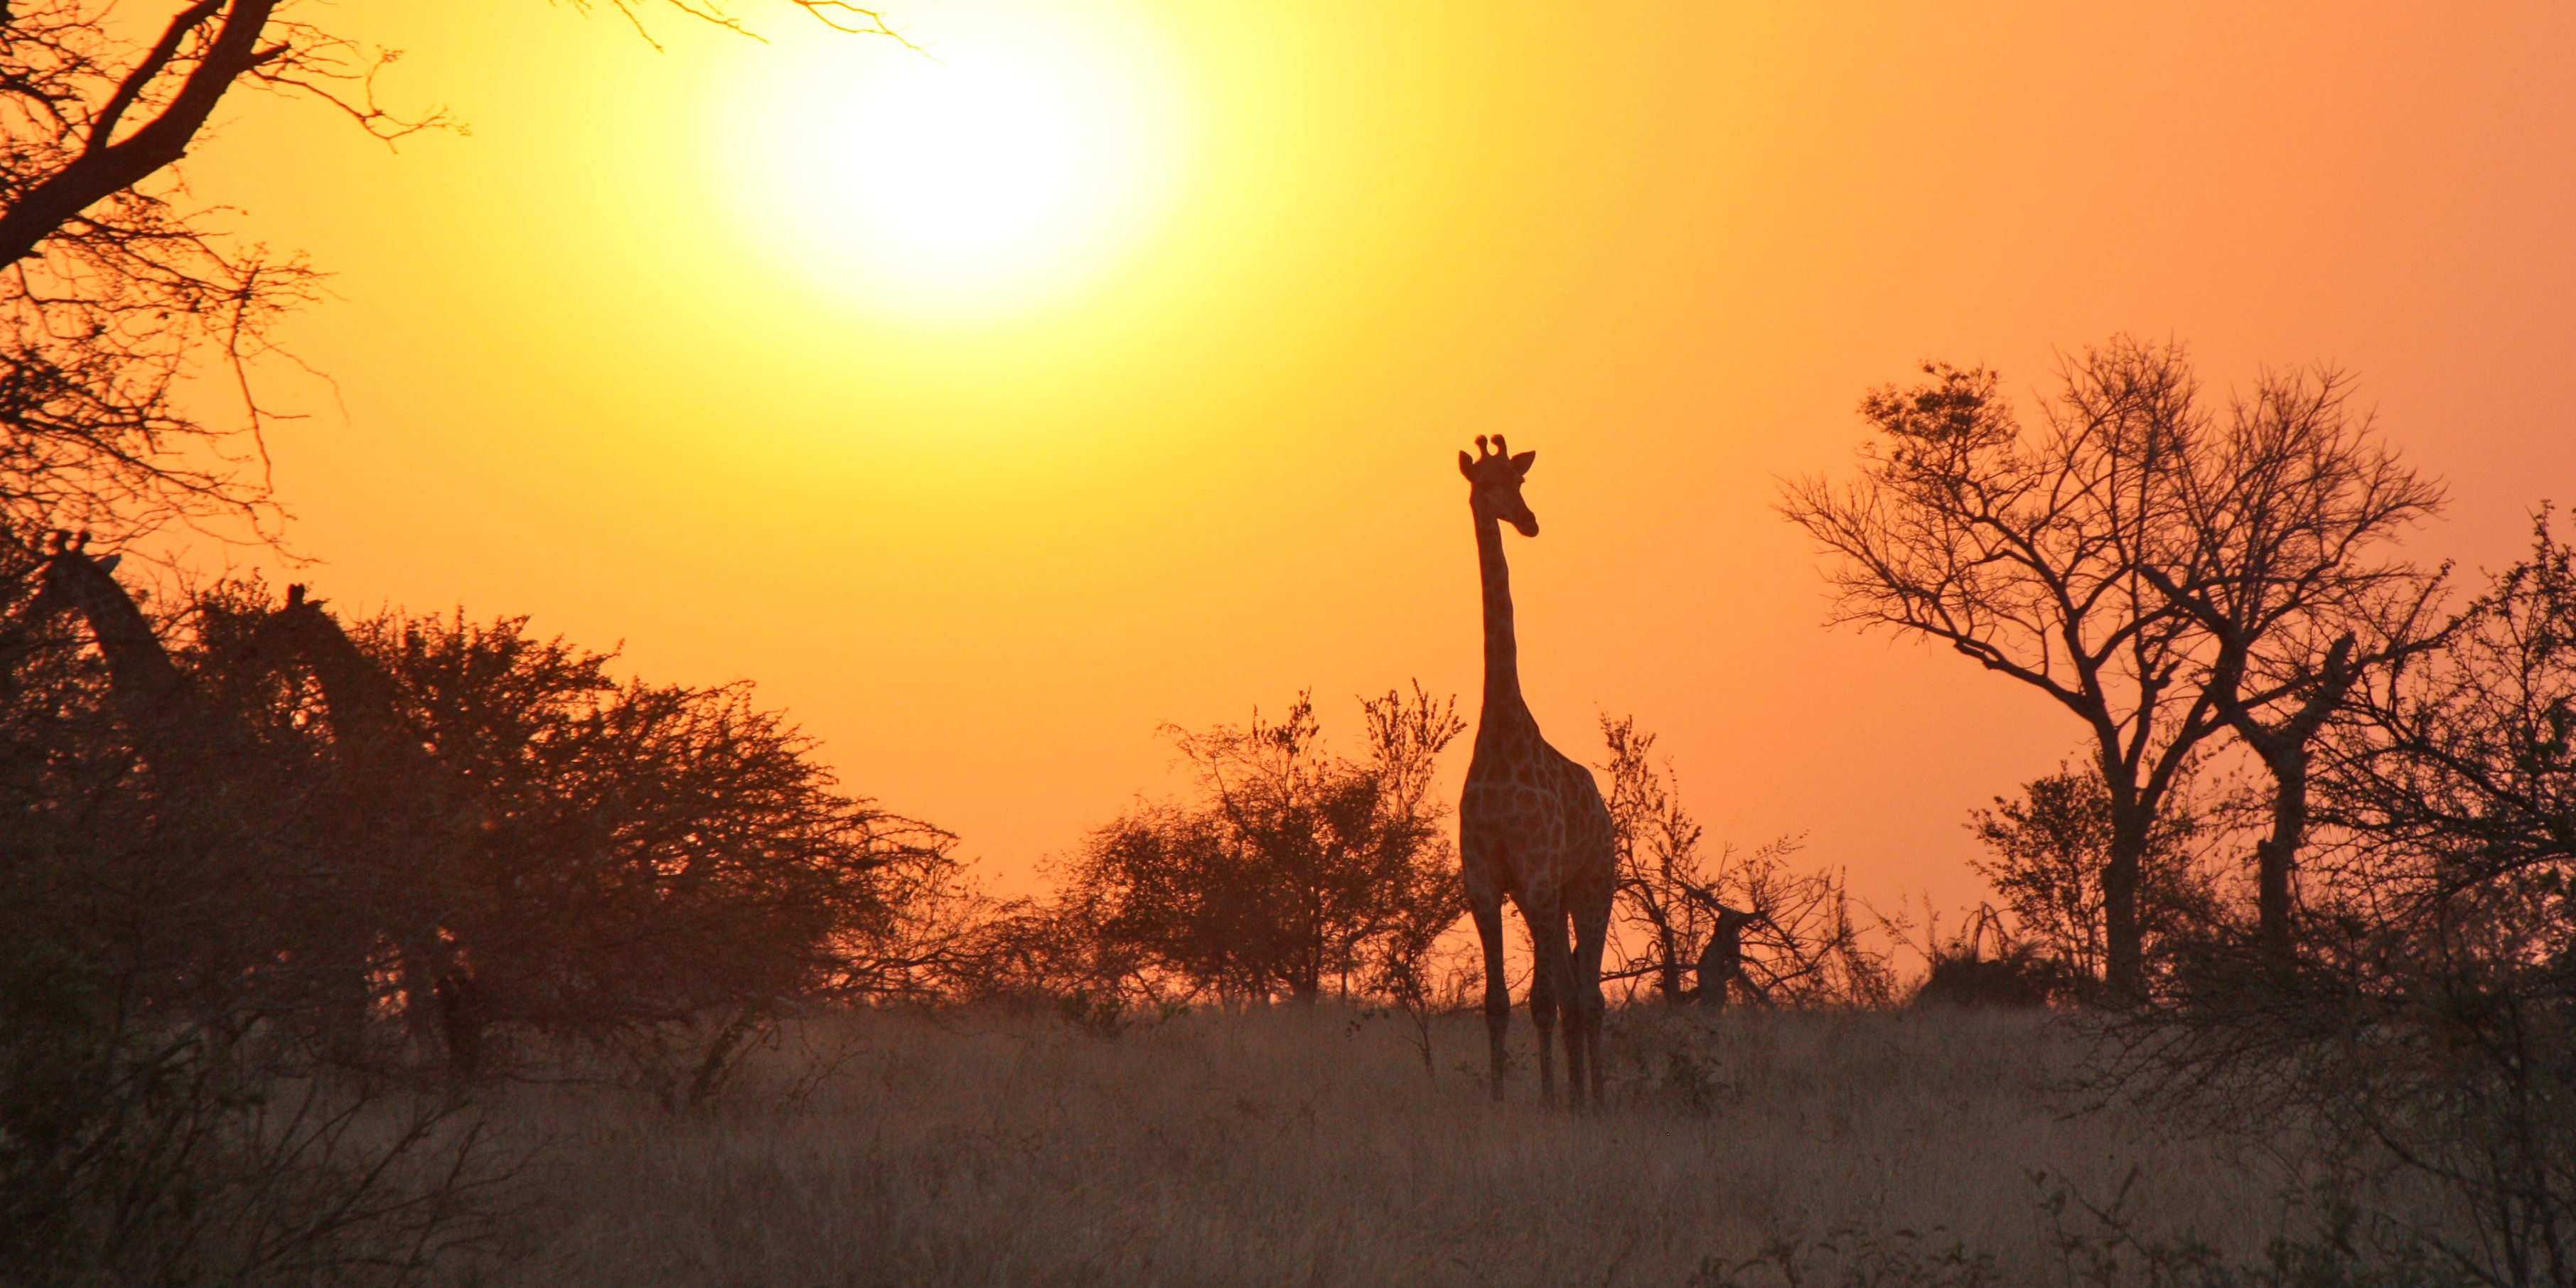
left=714, top=4, right=1186, bottom=321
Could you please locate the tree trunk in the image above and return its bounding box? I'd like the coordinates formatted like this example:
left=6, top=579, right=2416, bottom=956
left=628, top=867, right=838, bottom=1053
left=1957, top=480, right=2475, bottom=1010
left=2256, top=748, right=2308, bottom=953
left=2222, top=637, right=2354, bottom=961
left=2102, top=805, right=2150, bottom=997
left=1288, top=960, right=1319, bottom=1004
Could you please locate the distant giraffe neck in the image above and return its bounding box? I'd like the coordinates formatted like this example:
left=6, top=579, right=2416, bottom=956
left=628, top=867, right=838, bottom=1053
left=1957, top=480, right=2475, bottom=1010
left=275, top=612, right=414, bottom=764
left=41, top=558, right=185, bottom=712
left=1474, top=511, right=1532, bottom=726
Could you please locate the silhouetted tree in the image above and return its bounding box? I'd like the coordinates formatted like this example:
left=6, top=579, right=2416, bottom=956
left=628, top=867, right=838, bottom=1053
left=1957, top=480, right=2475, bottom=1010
left=1, top=562, right=954, bottom=1080
left=0, top=552, right=501, bottom=1283
left=332, top=604, right=952, bottom=1074
left=1598, top=715, right=1889, bottom=1007
left=2145, top=366, right=2445, bottom=952
left=1058, top=686, right=1464, bottom=1004
left=0, top=7, right=922, bottom=1273
left=1701, top=839, right=1893, bottom=1008
left=1968, top=762, right=2227, bottom=994
left=2319, top=508, right=2576, bottom=915
left=1599, top=714, right=1711, bottom=1002
left=1784, top=339, right=2233, bottom=994
left=2114, top=512, right=2576, bottom=1287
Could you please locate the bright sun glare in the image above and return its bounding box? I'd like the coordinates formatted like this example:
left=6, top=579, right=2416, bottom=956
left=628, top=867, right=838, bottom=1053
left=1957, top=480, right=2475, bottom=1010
left=717, top=4, right=1185, bottom=321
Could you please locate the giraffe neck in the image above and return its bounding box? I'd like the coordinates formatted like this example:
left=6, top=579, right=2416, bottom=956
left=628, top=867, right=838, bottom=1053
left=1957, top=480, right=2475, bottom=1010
left=41, top=557, right=185, bottom=711
left=273, top=611, right=414, bottom=762
left=1474, top=511, right=1533, bottom=728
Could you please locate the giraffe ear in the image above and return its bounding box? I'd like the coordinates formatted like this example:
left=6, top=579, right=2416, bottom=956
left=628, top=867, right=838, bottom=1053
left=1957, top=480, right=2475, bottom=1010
left=1458, top=450, right=1476, bottom=478
left=1509, top=450, right=1535, bottom=476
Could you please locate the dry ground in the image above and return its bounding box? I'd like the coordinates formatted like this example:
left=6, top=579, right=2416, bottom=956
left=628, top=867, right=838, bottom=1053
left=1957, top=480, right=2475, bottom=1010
left=439, top=1005, right=2314, bottom=1287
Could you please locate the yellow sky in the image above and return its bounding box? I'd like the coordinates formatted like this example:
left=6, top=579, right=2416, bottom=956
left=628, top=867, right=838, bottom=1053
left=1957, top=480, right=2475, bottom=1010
left=188, top=0, right=2576, bottom=904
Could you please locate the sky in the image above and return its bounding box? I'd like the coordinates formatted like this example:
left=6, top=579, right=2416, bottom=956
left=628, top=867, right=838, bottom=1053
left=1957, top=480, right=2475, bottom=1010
left=183, top=0, right=2576, bottom=907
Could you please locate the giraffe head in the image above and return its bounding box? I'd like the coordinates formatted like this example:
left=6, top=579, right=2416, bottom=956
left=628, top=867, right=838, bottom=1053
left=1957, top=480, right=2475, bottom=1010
left=265, top=582, right=326, bottom=635
left=1457, top=434, right=1539, bottom=536
left=29, top=529, right=119, bottom=603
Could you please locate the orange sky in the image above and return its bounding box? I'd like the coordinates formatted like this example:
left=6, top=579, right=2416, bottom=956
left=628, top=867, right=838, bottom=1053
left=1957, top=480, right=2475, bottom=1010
left=183, top=0, right=2576, bottom=908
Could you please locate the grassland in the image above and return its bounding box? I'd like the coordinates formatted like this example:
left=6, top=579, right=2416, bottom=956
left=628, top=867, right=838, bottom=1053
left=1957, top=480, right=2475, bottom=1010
left=438, top=1004, right=2328, bottom=1287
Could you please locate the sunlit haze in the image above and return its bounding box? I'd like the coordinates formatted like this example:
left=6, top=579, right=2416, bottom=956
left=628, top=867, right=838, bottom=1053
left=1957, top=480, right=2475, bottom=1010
left=190, top=1, right=2576, bottom=905
left=715, top=2, right=1185, bottom=317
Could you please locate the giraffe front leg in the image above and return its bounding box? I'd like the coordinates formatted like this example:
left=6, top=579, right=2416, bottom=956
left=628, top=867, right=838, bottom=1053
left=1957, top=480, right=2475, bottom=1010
left=1468, top=892, right=1511, bottom=1100
left=1525, top=897, right=1565, bottom=1106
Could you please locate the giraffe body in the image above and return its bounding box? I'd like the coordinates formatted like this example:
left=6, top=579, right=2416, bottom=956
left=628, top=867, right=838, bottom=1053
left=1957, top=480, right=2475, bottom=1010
left=1455, top=437, right=1616, bottom=1107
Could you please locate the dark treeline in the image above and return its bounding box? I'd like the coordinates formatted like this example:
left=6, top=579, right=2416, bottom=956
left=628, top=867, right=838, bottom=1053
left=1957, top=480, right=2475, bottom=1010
left=0, top=0, right=929, bottom=1272
left=2, top=541, right=962, bottom=1063
left=0, top=535, right=970, bottom=1278
left=937, top=692, right=1891, bottom=1032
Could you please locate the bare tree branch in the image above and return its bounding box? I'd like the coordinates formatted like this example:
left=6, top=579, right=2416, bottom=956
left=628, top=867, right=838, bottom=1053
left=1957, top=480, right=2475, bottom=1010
left=1781, top=338, right=2232, bottom=993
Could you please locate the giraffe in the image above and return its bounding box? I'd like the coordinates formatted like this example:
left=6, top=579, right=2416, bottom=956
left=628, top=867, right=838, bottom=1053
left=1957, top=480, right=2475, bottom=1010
left=251, top=585, right=493, bottom=1075
left=4, top=533, right=390, bottom=1049
left=10, top=543, right=471, bottom=1068
left=1456, top=435, right=1617, bottom=1107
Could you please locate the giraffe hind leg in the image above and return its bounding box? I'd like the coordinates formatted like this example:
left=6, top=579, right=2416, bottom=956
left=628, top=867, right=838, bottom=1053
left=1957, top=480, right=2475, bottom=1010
left=1570, top=884, right=1614, bottom=1108
left=1557, top=906, right=1592, bottom=1108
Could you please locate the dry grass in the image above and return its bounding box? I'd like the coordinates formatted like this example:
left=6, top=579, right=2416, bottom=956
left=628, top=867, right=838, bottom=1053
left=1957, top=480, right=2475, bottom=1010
left=441, top=1005, right=2307, bottom=1287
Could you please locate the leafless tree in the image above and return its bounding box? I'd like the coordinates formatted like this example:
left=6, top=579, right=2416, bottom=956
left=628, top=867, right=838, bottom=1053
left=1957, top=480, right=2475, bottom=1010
left=2110, top=512, right=2576, bottom=1287
left=2145, top=367, right=2445, bottom=952
left=1598, top=714, right=1889, bottom=1007
left=1599, top=714, right=1713, bottom=1002
left=1783, top=338, right=2231, bottom=994
left=1699, top=842, right=1894, bottom=1008
left=2319, top=508, right=2576, bottom=913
